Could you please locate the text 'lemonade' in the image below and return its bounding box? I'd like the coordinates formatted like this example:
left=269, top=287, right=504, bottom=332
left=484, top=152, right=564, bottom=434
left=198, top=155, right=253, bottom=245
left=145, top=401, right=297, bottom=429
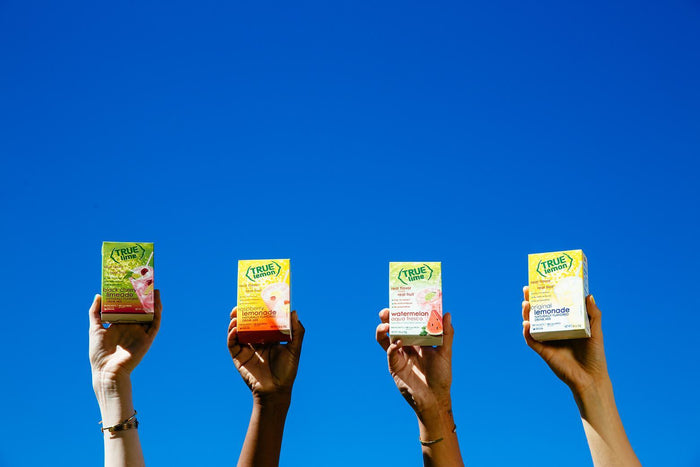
left=237, top=259, right=292, bottom=344
left=101, top=241, right=154, bottom=323
left=389, top=262, right=443, bottom=346
left=528, top=249, right=591, bottom=341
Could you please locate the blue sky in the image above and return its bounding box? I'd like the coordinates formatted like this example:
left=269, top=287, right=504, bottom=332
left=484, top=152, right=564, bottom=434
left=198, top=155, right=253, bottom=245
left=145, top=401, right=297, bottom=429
left=1, top=1, right=699, bottom=465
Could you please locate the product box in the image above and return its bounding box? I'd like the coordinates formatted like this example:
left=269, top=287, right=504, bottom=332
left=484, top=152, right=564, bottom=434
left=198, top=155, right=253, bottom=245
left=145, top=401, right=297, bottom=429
left=237, top=259, right=292, bottom=344
left=389, top=262, right=443, bottom=346
left=101, top=242, right=155, bottom=323
left=528, top=249, right=590, bottom=341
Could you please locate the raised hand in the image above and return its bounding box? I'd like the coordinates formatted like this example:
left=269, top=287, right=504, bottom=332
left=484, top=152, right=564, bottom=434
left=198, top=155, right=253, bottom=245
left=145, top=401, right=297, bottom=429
left=89, top=292, right=162, bottom=381
left=375, top=308, right=454, bottom=413
left=521, top=286, right=607, bottom=394
left=227, top=307, right=305, bottom=400
left=89, top=292, right=161, bottom=467
left=376, top=308, right=463, bottom=466
left=228, top=307, right=305, bottom=467
left=522, top=286, right=641, bottom=466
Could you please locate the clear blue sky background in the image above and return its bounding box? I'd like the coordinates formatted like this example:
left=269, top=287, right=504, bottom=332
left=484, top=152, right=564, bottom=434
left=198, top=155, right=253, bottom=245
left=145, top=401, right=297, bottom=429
left=1, top=1, right=699, bottom=466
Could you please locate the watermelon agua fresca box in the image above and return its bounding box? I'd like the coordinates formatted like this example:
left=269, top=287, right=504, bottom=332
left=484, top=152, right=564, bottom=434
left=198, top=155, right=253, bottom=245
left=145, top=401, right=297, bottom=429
left=389, top=262, right=443, bottom=346
left=237, top=259, right=292, bottom=344
left=101, top=242, right=155, bottom=323
left=528, top=249, right=591, bottom=341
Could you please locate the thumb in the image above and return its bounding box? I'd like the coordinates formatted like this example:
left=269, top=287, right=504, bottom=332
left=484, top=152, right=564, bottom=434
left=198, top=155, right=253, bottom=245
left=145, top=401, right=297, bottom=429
left=287, top=310, right=305, bottom=359
left=89, top=294, right=102, bottom=330
left=587, top=295, right=603, bottom=338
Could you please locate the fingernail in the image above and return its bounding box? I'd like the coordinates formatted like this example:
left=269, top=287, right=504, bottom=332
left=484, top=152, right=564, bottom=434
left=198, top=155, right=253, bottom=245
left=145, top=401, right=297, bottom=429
left=590, top=294, right=596, bottom=306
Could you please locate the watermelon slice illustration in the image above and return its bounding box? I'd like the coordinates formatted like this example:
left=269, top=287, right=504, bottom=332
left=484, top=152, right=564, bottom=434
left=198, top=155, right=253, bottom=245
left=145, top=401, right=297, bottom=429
left=426, top=309, right=443, bottom=336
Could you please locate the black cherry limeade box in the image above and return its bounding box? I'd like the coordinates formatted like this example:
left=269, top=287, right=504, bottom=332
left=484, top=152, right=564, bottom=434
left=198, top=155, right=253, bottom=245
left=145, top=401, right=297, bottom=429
left=237, top=259, right=292, bottom=344
left=101, top=242, right=155, bottom=323
left=389, top=262, right=443, bottom=346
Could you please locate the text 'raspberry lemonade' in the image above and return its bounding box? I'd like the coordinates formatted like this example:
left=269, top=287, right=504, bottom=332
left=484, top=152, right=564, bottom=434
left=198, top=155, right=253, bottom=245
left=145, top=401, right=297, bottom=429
left=237, top=259, right=292, bottom=344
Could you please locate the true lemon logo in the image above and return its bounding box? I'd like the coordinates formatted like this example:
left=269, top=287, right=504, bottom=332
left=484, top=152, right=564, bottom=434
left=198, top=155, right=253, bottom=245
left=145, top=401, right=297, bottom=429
left=536, top=253, right=574, bottom=277
left=398, top=264, right=433, bottom=285
left=246, top=261, right=282, bottom=281
left=110, top=244, right=146, bottom=263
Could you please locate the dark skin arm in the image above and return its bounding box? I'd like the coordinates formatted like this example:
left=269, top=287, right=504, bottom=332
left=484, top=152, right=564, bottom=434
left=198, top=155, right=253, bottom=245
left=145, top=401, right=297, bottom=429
left=227, top=307, right=305, bottom=467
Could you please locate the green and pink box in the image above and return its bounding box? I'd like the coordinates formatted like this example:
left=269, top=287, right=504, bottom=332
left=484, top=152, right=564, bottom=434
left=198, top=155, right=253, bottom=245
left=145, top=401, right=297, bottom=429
left=389, top=262, right=443, bottom=346
left=101, top=241, right=155, bottom=323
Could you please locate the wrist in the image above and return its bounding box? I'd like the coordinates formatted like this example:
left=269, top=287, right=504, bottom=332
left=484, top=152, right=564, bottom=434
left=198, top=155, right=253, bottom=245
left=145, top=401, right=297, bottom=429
left=572, top=374, right=615, bottom=416
left=253, top=391, right=292, bottom=410
left=92, top=370, right=131, bottom=396
left=416, top=393, right=454, bottom=437
left=92, top=372, right=135, bottom=426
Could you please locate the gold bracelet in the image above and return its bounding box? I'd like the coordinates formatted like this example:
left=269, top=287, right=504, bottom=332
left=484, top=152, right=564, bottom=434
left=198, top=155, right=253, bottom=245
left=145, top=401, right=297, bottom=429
left=100, top=411, right=139, bottom=433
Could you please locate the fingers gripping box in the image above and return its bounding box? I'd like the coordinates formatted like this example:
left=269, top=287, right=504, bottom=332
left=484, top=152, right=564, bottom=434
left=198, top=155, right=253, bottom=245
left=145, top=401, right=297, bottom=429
left=389, top=262, right=443, bottom=346
left=237, top=259, right=292, bottom=344
left=528, top=249, right=591, bottom=341
left=101, top=242, right=155, bottom=323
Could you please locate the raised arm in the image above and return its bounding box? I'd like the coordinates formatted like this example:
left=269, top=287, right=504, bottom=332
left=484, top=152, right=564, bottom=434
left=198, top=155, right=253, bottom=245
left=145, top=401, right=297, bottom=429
left=521, top=287, right=640, bottom=466
left=227, top=308, right=305, bottom=467
left=88, top=291, right=162, bottom=467
left=376, top=309, right=464, bottom=467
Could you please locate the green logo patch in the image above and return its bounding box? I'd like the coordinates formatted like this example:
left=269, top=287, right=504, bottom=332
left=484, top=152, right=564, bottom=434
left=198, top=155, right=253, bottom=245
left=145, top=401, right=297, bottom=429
left=537, top=253, right=574, bottom=277
left=246, top=261, right=282, bottom=281
left=398, top=264, right=433, bottom=285
left=110, top=244, right=146, bottom=263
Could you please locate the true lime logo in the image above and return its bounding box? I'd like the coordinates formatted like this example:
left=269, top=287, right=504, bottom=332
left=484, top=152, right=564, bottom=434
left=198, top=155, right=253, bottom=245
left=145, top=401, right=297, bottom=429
left=398, top=264, right=433, bottom=285
left=110, top=244, right=146, bottom=263
left=537, top=253, right=574, bottom=277
left=246, top=261, right=282, bottom=281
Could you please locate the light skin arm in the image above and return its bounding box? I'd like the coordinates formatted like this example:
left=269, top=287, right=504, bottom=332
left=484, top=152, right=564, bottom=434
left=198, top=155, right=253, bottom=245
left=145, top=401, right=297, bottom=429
left=227, top=308, right=305, bottom=467
left=522, top=287, right=641, bottom=467
left=89, top=291, right=161, bottom=467
left=376, top=309, right=464, bottom=467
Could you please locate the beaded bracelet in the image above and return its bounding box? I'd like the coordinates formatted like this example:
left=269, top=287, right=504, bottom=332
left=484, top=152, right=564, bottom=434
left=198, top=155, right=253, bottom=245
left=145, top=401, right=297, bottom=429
left=100, top=411, right=139, bottom=433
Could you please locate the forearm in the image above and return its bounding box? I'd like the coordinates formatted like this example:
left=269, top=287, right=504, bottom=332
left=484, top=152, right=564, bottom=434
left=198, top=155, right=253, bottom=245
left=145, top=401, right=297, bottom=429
left=573, top=377, right=640, bottom=467
left=238, top=393, right=291, bottom=467
left=416, top=395, right=464, bottom=467
left=93, top=373, right=145, bottom=467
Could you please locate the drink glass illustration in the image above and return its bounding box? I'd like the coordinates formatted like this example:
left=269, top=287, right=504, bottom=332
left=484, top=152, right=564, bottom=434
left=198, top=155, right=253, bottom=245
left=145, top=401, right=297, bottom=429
left=416, top=287, right=442, bottom=315
left=261, top=282, right=290, bottom=323
left=129, top=266, right=154, bottom=312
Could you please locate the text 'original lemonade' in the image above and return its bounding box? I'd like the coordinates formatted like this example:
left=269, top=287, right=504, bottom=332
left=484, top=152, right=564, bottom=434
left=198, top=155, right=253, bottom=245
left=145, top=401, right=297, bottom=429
left=528, top=249, right=591, bottom=341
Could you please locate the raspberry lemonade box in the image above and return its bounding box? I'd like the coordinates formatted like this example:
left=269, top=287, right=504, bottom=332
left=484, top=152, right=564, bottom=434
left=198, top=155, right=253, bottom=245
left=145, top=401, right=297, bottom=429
left=528, top=249, right=591, bottom=341
left=389, top=262, right=443, bottom=346
left=237, top=259, right=292, bottom=344
left=101, top=242, right=154, bottom=323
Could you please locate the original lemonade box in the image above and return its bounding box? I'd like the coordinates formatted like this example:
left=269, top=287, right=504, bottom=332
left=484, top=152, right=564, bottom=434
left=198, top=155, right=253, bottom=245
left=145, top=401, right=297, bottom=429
left=101, top=242, right=155, bottom=323
left=389, top=262, right=443, bottom=346
left=528, top=249, right=590, bottom=341
left=237, top=259, right=292, bottom=344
